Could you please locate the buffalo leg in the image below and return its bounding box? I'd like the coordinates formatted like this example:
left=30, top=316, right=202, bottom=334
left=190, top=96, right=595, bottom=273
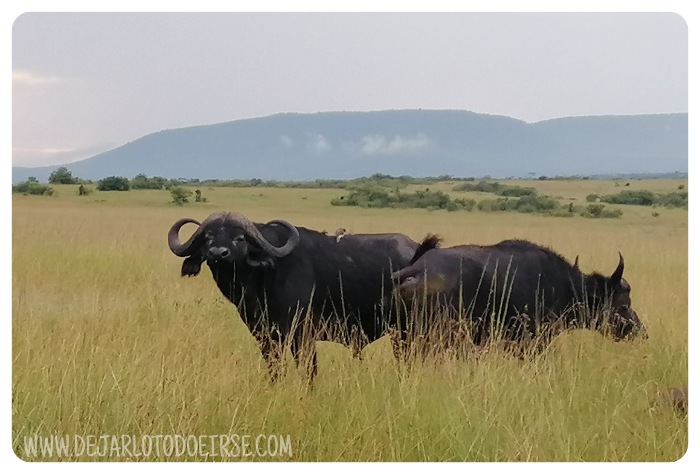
left=255, top=329, right=285, bottom=382
left=290, top=329, right=318, bottom=382
left=389, top=328, right=410, bottom=364
left=349, top=326, right=368, bottom=361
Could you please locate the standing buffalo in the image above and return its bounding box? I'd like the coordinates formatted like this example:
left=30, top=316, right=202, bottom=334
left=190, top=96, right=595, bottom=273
left=392, top=238, right=646, bottom=354
left=168, top=211, right=430, bottom=380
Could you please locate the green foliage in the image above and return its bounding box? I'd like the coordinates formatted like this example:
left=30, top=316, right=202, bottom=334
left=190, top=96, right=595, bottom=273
left=331, top=188, right=473, bottom=211
left=12, top=180, right=55, bottom=196
left=585, top=194, right=599, bottom=202
left=600, top=190, right=687, bottom=209
left=655, top=192, right=687, bottom=209
left=601, top=190, right=655, bottom=206
left=48, top=166, right=79, bottom=184
left=170, top=186, right=193, bottom=206
left=97, top=176, right=130, bottom=191
left=581, top=204, right=623, bottom=219
left=130, top=174, right=168, bottom=190
left=476, top=195, right=560, bottom=214
left=452, top=180, right=536, bottom=197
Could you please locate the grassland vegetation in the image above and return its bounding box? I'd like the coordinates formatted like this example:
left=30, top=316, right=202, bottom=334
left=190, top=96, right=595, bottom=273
left=97, top=176, right=131, bottom=191
left=12, top=179, right=687, bottom=461
left=12, top=177, right=55, bottom=196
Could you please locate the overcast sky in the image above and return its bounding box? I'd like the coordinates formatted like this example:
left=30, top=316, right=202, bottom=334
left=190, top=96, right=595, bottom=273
left=11, top=11, right=688, bottom=167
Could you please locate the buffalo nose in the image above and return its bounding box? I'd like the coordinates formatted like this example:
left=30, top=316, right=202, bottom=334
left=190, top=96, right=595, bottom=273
left=208, top=247, right=230, bottom=259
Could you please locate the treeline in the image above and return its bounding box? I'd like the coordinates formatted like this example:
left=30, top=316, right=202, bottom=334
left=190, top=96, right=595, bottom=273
left=12, top=170, right=196, bottom=195
left=586, top=190, right=687, bottom=209
left=332, top=181, right=624, bottom=218
left=452, top=180, right=537, bottom=197
left=331, top=188, right=476, bottom=212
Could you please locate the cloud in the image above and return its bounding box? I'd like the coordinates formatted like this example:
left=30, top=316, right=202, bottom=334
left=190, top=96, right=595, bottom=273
left=306, top=133, right=331, bottom=154
left=12, top=142, right=117, bottom=167
left=361, top=133, right=429, bottom=155
left=279, top=135, right=294, bottom=148
left=12, top=69, right=62, bottom=87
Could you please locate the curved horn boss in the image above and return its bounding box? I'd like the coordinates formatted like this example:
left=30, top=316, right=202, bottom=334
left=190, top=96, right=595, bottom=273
left=224, top=212, right=300, bottom=258
left=167, top=212, right=228, bottom=256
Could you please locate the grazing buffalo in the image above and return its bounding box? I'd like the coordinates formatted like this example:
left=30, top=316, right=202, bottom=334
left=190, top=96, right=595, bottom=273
left=168, top=211, right=430, bottom=380
left=392, top=238, right=646, bottom=353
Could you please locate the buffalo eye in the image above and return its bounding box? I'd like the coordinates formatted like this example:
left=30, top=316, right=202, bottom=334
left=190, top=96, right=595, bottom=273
left=233, top=235, right=246, bottom=242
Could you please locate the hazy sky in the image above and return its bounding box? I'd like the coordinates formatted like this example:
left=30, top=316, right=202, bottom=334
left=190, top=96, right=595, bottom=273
left=11, top=12, right=688, bottom=167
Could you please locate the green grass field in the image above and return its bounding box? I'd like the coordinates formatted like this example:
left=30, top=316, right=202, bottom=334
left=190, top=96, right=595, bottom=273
left=12, top=180, right=687, bottom=461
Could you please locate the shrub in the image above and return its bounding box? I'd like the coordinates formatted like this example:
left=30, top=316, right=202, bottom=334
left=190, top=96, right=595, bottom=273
left=331, top=188, right=472, bottom=211
left=600, top=190, right=655, bottom=206
left=477, top=196, right=558, bottom=214
left=585, top=193, right=599, bottom=202
left=12, top=180, right=55, bottom=196
left=97, top=176, right=130, bottom=191
left=600, top=190, right=687, bottom=209
left=170, top=186, right=192, bottom=206
left=581, top=204, right=623, bottom=219
left=130, top=174, right=167, bottom=190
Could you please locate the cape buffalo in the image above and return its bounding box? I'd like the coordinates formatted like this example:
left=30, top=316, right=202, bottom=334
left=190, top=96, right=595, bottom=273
left=392, top=238, right=646, bottom=354
left=168, top=211, right=430, bottom=380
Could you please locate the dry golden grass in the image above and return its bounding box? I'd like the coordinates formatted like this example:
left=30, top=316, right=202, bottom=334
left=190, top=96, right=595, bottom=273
left=12, top=181, right=687, bottom=461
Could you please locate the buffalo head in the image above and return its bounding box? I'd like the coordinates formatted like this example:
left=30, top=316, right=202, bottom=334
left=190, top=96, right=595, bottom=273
left=592, top=253, right=646, bottom=341
left=168, top=212, right=300, bottom=276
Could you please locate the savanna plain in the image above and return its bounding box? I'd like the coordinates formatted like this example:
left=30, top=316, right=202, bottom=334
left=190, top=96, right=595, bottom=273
left=12, top=179, right=687, bottom=461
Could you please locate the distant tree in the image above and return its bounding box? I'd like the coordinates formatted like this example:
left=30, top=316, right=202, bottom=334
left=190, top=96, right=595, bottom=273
left=170, top=186, right=192, bottom=206
left=27, top=176, right=38, bottom=183
left=97, top=176, right=130, bottom=191
left=48, top=166, right=79, bottom=184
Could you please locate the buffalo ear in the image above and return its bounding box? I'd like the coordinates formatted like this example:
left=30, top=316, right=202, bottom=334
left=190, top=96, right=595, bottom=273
left=181, top=255, right=204, bottom=277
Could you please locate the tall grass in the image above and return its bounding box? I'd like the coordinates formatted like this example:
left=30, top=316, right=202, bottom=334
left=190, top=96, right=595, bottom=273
left=12, top=182, right=687, bottom=461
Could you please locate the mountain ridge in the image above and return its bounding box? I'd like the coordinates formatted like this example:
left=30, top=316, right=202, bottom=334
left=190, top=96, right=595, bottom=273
left=12, top=109, right=687, bottom=183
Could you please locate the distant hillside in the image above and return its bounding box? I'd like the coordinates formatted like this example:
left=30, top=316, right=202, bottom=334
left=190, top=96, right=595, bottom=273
left=11, top=110, right=687, bottom=183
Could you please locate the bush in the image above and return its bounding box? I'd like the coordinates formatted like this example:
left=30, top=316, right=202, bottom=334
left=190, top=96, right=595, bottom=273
left=452, top=180, right=537, bottom=198
left=97, top=176, right=130, bottom=191
left=656, top=192, right=687, bottom=209
left=600, top=190, right=687, bottom=209
left=477, top=195, right=559, bottom=214
left=331, top=188, right=473, bottom=211
left=170, top=186, right=192, bottom=206
left=12, top=180, right=55, bottom=196
left=130, top=174, right=167, bottom=190
left=581, top=204, right=623, bottom=219
left=585, top=194, right=599, bottom=202
left=600, top=190, right=655, bottom=206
